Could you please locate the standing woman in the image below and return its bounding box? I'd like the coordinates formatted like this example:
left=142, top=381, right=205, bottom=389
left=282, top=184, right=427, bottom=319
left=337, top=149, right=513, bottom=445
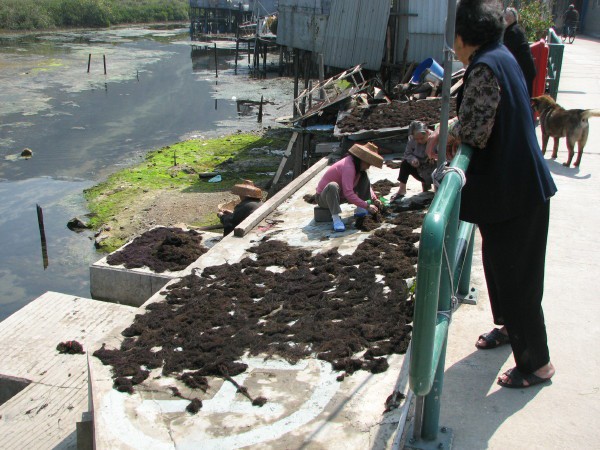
left=503, top=7, right=536, bottom=97
left=452, top=0, right=557, bottom=388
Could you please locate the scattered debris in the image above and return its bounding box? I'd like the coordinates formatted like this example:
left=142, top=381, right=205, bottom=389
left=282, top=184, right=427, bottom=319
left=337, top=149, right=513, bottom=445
left=67, top=217, right=90, bottom=232
left=186, top=398, right=203, bottom=414
left=384, top=391, right=407, bottom=413
left=56, top=340, right=85, bottom=354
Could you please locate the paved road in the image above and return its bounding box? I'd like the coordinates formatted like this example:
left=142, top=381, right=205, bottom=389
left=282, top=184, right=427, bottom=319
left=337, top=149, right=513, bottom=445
left=438, top=35, right=600, bottom=449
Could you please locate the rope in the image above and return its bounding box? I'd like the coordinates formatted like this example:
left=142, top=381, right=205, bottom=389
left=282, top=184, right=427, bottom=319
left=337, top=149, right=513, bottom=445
left=431, top=162, right=466, bottom=190
left=438, top=240, right=459, bottom=323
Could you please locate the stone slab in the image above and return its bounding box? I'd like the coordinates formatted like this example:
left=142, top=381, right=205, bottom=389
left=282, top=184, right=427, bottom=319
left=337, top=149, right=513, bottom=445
left=0, top=292, right=137, bottom=450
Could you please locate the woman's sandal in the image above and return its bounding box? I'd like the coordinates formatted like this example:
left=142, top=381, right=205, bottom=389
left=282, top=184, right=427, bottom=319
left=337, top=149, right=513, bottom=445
left=475, top=328, right=510, bottom=349
left=497, top=367, right=552, bottom=389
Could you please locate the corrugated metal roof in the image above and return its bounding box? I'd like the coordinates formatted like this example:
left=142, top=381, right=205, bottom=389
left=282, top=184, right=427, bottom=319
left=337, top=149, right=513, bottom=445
left=323, top=0, right=390, bottom=71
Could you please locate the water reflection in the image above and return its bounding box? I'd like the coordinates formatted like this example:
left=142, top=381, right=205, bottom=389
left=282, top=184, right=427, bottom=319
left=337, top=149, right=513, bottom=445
left=0, top=26, right=292, bottom=322
left=0, top=178, right=94, bottom=320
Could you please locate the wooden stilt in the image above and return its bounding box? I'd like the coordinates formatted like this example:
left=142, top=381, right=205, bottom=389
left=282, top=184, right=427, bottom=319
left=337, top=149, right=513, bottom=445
left=214, top=43, right=218, bottom=78
left=36, top=204, right=48, bottom=270
left=293, top=49, right=300, bottom=117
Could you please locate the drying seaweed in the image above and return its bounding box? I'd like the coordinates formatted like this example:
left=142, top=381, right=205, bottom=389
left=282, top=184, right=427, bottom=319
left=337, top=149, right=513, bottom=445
left=56, top=340, right=84, bottom=354
left=303, top=194, right=317, bottom=204
left=106, top=227, right=208, bottom=272
left=372, top=179, right=400, bottom=197
left=337, top=98, right=457, bottom=133
left=186, top=398, right=203, bottom=414
left=94, top=212, right=426, bottom=396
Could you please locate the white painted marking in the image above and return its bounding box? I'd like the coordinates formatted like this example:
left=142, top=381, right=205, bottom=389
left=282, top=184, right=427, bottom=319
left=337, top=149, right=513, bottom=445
left=178, top=360, right=339, bottom=449
left=100, top=358, right=338, bottom=449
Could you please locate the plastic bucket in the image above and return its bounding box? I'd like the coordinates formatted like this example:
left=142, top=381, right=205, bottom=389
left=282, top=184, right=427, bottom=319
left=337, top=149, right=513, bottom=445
left=410, top=58, right=444, bottom=84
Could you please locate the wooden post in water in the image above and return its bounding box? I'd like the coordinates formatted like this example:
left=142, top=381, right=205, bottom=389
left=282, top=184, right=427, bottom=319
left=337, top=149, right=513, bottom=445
left=235, top=8, right=240, bottom=75
left=279, top=46, right=284, bottom=76
left=235, top=39, right=240, bottom=74
left=293, top=49, right=300, bottom=117
left=318, top=53, right=325, bottom=100
left=36, top=204, right=48, bottom=270
left=258, top=95, right=263, bottom=123
left=214, top=43, right=218, bottom=78
left=103, top=54, right=107, bottom=75
left=263, top=43, right=267, bottom=75
left=87, top=54, right=91, bottom=73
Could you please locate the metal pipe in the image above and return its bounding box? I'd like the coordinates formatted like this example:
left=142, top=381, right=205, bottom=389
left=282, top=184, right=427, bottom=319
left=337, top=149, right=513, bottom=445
left=437, top=0, right=458, bottom=168
left=422, top=338, right=448, bottom=440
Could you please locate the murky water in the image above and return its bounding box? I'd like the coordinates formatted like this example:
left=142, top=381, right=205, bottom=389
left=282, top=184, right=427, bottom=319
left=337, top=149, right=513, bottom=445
left=0, top=25, right=293, bottom=321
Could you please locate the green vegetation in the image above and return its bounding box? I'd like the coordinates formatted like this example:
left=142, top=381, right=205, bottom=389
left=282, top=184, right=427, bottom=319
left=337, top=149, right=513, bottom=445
left=0, top=0, right=189, bottom=30
left=84, top=131, right=289, bottom=250
left=513, top=1, right=555, bottom=42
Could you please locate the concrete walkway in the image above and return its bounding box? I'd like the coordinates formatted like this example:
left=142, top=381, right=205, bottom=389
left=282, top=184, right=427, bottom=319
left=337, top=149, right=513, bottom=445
left=439, top=36, right=600, bottom=449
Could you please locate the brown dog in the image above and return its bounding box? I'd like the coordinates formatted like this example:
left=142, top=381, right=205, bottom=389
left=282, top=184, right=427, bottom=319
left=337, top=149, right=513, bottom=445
left=531, top=95, right=600, bottom=167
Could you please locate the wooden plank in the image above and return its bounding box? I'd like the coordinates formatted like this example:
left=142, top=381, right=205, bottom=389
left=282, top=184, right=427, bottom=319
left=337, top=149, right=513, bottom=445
left=450, top=78, right=463, bottom=95
left=272, top=131, right=299, bottom=187
left=234, top=157, right=329, bottom=237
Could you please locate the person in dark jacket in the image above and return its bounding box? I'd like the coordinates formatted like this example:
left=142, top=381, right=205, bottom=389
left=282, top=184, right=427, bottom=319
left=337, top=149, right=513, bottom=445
left=432, top=0, right=557, bottom=388
left=562, top=4, right=579, bottom=37
left=218, top=180, right=263, bottom=236
left=503, top=7, right=536, bottom=97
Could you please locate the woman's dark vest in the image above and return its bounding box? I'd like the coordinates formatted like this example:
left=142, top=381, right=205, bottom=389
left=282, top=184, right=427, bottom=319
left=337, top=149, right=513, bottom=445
left=457, top=42, right=556, bottom=224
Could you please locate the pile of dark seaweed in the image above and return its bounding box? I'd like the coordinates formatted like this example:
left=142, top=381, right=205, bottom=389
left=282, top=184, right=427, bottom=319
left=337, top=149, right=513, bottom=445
left=106, top=227, right=207, bottom=272
left=94, top=210, right=424, bottom=410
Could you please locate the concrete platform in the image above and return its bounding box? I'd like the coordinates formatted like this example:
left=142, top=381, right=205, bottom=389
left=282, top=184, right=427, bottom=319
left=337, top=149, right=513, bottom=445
left=0, top=292, right=138, bottom=450
left=90, top=230, right=222, bottom=306
left=90, top=158, right=421, bottom=449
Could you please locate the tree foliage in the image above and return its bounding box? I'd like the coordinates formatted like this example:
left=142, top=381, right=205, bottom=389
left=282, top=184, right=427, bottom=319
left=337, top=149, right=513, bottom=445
left=511, top=0, right=555, bottom=42
left=0, top=0, right=189, bottom=30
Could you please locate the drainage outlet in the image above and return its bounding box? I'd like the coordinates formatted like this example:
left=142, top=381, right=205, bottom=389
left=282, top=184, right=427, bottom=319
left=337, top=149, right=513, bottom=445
left=0, top=374, right=32, bottom=406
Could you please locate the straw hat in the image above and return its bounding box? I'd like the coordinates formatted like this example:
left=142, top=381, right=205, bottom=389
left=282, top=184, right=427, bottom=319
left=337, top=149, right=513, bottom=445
left=348, top=142, right=384, bottom=168
left=231, top=180, right=262, bottom=199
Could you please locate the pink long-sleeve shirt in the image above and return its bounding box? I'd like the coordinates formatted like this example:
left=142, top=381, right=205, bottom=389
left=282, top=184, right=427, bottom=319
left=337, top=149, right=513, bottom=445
left=316, top=156, right=376, bottom=209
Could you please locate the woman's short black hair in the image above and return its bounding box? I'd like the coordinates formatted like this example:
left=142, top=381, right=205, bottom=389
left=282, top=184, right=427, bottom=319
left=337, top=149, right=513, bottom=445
left=456, top=0, right=504, bottom=47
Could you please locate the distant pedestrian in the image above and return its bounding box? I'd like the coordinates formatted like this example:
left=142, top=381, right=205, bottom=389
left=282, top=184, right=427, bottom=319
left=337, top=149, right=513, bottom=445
left=503, top=7, right=537, bottom=97
left=562, top=4, right=579, bottom=38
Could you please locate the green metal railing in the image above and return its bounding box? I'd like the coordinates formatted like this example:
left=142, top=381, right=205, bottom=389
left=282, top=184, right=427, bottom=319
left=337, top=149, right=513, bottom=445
left=547, top=28, right=564, bottom=100
left=407, top=144, right=475, bottom=447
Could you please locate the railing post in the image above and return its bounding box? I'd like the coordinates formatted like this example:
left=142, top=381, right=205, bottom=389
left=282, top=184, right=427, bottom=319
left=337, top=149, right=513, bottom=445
left=407, top=145, right=474, bottom=449
left=457, top=225, right=476, bottom=299
left=421, top=338, right=448, bottom=441
left=421, top=189, right=459, bottom=440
